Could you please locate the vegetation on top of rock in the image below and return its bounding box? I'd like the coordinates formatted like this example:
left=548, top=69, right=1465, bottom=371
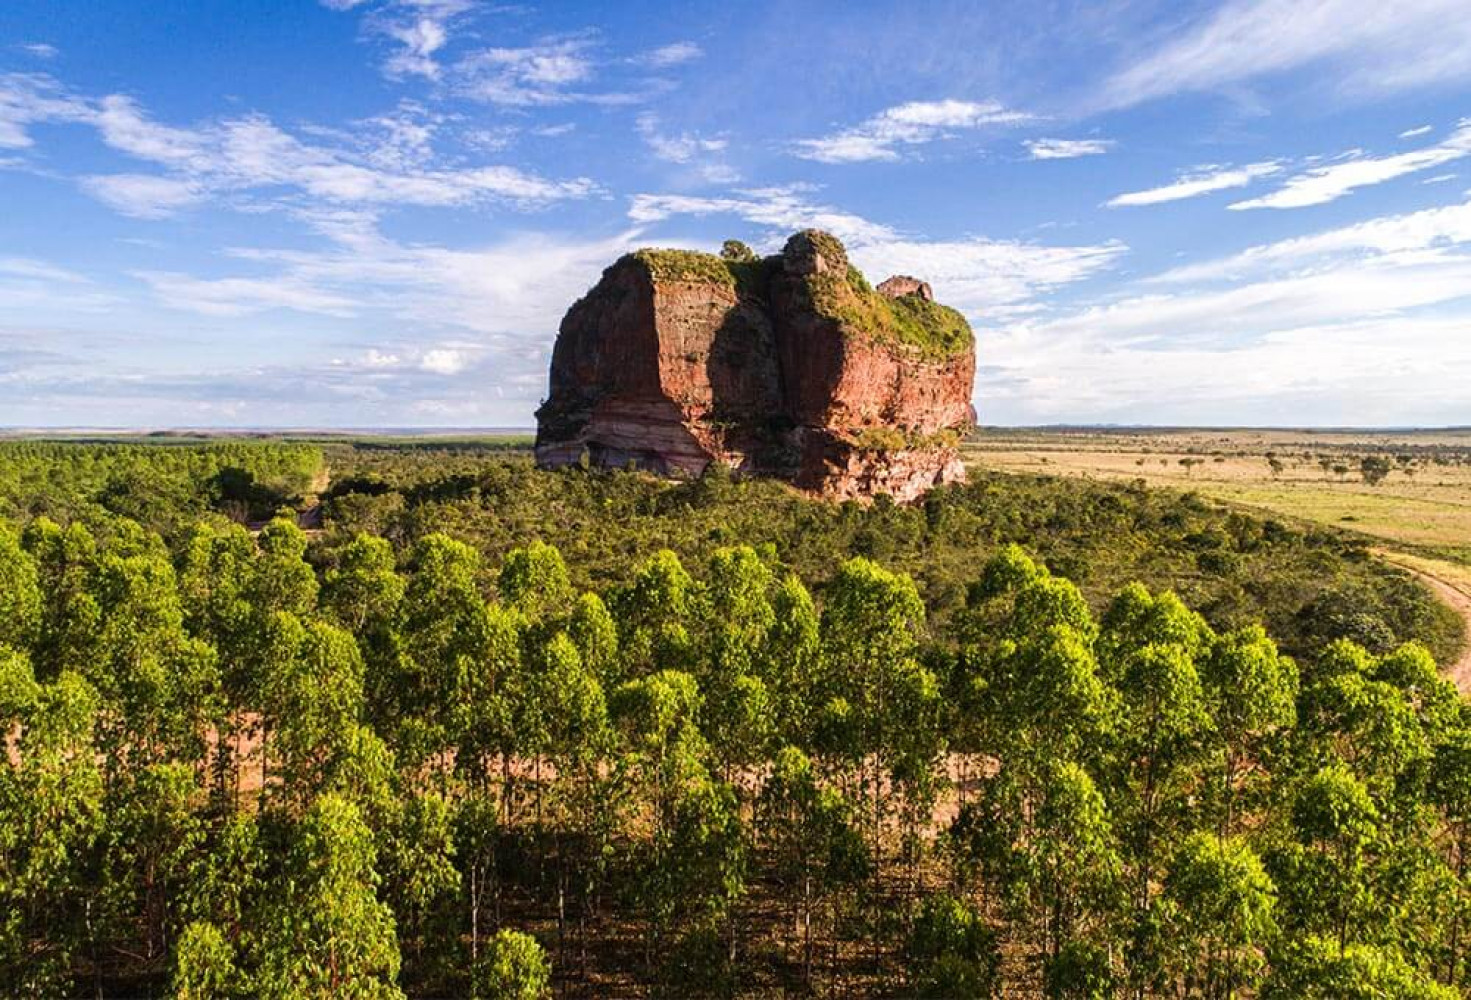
left=778, top=229, right=973, bottom=360
left=805, top=265, right=973, bottom=360
left=626, top=247, right=773, bottom=300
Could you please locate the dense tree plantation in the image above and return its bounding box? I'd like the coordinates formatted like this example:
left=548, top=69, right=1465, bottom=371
left=2, top=440, right=1469, bottom=997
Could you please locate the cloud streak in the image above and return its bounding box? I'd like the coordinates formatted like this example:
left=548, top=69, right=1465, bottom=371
left=1107, top=161, right=1282, bottom=207
left=1101, top=0, right=1471, bottom=109
left=792, top=99, right=1031, bottom=163
left=0, top=75, right=597, bottom=218
left=1231, top=121, right=1471, bottom=209
left=1026, top=138, right=1112, bottom=160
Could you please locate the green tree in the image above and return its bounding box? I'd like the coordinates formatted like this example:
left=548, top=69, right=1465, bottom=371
left=498, top=541, right=573, bottom=623
left=1263, top=935, right=1455, bottom=999
left=0, top=524, right=41, bottom=654
left=171, top=920, right=240, bottom=999
left=1163, top=832, right=1277, bottom=998
left=1203, top=625, right=1298, bottom=831
left=257, top=793, right=404, bottom=999
left=470, top=929, right=550, bottom=1000
left=905, top=893, right=999, bottom=999
left=0, top=671, right=105, bottom=995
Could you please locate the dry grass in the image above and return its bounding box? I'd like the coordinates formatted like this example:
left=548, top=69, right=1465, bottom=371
left=966, top=429, right=1471, bottom=563
left=966, top=427, right=1471, bottom=683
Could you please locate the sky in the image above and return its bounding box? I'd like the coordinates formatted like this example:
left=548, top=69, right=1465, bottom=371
left=2, top=0, right=1471, bottom=428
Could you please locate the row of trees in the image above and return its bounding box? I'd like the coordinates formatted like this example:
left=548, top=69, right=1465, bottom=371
left=2, top=507, right=1469, bottom=996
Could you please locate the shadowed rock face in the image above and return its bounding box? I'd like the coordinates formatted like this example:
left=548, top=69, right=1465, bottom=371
left=534, top=230, right=976, bottom=502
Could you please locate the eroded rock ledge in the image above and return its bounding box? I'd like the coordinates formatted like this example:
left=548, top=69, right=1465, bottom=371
left=534, top=230, right=976, bottom=502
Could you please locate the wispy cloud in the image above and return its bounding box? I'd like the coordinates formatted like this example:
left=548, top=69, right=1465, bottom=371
left=635, top=113, right=735, bottom=183
left=322, top=0, right=476, bottom=81
left=792, top=99, right=1031, bottom=164
left=455, top=38, right=608, bottom=106
left=1101, top=0, right=1471, bottom=109
left=1400, top=124, right=1434, bottom=139
left=1026, top=138, right=1112, bottom=160
left=1152, top=195, right=1471, bottom=283
left=1107, top=161, right=1282, bottom=207
left=0, top=75, right=597, bottom=218
left=627, top=186, right=1124, bottom=319
left=1232, top=121, right=1471, bottom=209
left=0, top=73, right=91, bottom=148
left=19, top=43, right=58, bottom=60
left=987, top=188, right=1471, bottom=423
left=634, top=41, right=702, bottom=68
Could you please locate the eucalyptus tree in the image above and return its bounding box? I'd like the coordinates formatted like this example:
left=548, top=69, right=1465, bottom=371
left=0, top=671, right=105, bottom=995
left=171, top=920, right=241, bottom=999
left=0, top=523, right=41, bottom=655
left=1202, top=625, right=1298, bottom=832
left=819, top=557, right=935, bottom=866
left=760, top=573, right=822, bottom=744
left=755, top=746, right=869, bottom=983
left=1162, top=832, right=1277, bottom=998
left=256, top=793, right=405, bottom=999
left=470, top=929, right=550, bottom=1000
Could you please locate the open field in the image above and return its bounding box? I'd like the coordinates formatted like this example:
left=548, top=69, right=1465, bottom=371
left=966, top=427, right=1471, bottom=564
left=967, top=426, right=1471, bottom=682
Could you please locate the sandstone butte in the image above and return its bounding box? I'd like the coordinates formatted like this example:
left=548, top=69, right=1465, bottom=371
left=534, top=229, right=977, bottom=503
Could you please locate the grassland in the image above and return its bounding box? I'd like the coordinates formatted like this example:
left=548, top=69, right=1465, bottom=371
left=966, top=426, right=1471, bottom=678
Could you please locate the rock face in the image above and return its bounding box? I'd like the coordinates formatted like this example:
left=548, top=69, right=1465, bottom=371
left=534, top=230, right=976, bottom=502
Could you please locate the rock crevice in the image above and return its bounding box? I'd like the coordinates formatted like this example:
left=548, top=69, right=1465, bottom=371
left=534, top=230, right=976, bottom=502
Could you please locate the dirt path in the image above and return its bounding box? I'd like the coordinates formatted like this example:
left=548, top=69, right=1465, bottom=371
left=1377, top=550, right=1471, bottom=693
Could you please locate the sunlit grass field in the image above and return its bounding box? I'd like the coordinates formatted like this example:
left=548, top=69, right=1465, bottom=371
left=966, top=428, right=1471, bottom=565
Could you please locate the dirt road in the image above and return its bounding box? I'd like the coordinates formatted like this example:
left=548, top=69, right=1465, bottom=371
left=1377, top=551, right=1471, bottom=693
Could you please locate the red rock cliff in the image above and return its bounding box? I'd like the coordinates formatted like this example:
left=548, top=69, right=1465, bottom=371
left=534, top=230, right=976, bottom=501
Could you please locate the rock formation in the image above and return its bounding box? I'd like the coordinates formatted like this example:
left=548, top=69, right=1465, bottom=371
left=534, top=230, right=976, bottom=502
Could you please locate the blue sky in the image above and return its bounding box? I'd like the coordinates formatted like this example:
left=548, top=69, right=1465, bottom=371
left=2, top=0, right=1470, bottom=428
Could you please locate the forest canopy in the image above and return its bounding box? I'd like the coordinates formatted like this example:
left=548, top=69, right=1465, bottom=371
left=0, top=440, right=1467, bottom=998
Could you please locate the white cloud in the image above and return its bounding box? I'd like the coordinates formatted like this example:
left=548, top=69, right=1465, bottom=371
left=382, top=15, right=449, bottom=79
left=81, top=174, right=205, bottom=218
left=363, top=348, right=401, bottom=367
left=636, top=42, right=703, bottom=68
left=20, top=43, right=58, bottom=60
left=420, top=347, right=468, bottom=374
left=793, top=99, right=1031, bottom=163
left=1100, top=0, right=1471, bottom=109
left=986, top=187, right=1471, bottom=423
left=635, top=113, right=735, bottom=183
left=1424, top=173, right=1458, bottom=185
left=322, top=0, right=474, bottom=81
left=636, top=113, right=726, bottom=164
left=1401, top=125, right=1434, bottom=139
left=1026, top=138, right=1112, bottom=160
left=1154, top=195, right=1471, bottom=283
left=1107, top=161, right=1282, bottom=207
left=1231, top=121, right=1471, bottom=209
left=0, top=258, right=87, bottom=283
left=0, top=73, right=91, bottom=148
left=626, top=186, right=1124, bottom=318
left=456, top=39, right=600, bottom=106
left=135, top=271, right=361, bottom=317
left=2, top=76, right=597, bottom=216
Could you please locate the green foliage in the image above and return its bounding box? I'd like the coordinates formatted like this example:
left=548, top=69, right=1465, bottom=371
left=1263, top=935, right=1457, bottom=998
left=470, top=930, right=549, bottom=1000
left=905, top=893, right=999, bottom=998
left=256, top=793, right=404, bottom=999
left=1, top=440, right=1469, bottom=995
left=171, top=921, right=240, bottom=1000
left=801, top=253, right=974, bottom=359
